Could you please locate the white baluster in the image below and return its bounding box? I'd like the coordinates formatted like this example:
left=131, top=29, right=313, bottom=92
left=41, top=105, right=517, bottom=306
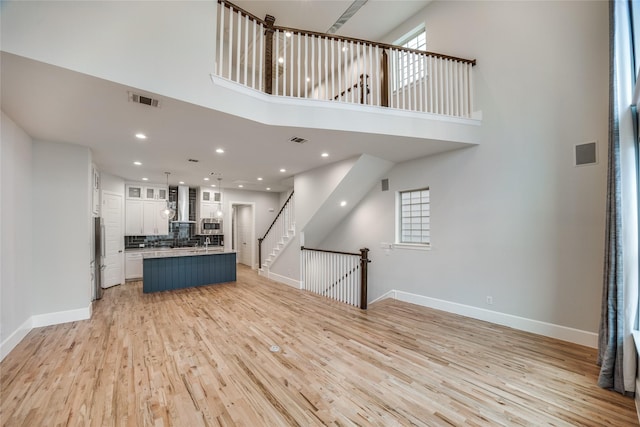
left=228, top=7, right=233, bottom=80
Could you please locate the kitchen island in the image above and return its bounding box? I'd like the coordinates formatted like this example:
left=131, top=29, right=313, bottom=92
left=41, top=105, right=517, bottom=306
left=142, top=248, right=236, bottom=293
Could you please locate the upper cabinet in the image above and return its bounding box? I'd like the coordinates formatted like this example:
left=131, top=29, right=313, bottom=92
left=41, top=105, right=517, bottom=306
left=126, top=184, right=143, bottom=200
left=125, top=181, right=169, bottom=236
left=198, top=187, right=222, bottom=220
left=200, top=188, right=221, bottom=203
left=126, top=183, right=168, bottom=201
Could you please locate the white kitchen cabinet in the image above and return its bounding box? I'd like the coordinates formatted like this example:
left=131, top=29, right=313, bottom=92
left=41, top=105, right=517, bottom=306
left=125, top=252, right=143, bottom=280
left=200, top=188, right=220, bottom=203
left=126, top=183, right=167, bottom=201
left=125, top=200, right=144, bottom=235
left=200, top=203, right=216, bottom=219
left=125, top=200, right=168, bottom=236
left=143, top=200, right=169, bottom=235
left=145, top=186, right=168, bottom=201
left=198, top=187, right=222, bottom=222
left=126, top=184, right=143, bottom=200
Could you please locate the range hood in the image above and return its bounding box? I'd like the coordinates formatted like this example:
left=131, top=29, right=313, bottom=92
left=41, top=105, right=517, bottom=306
left=172, top=185, right=195, bottom=223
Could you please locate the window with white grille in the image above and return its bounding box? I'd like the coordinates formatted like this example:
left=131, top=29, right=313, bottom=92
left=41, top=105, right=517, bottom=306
left=393, top=28, right=427, bottom=91
left=397, top=188, right=430, bottom=246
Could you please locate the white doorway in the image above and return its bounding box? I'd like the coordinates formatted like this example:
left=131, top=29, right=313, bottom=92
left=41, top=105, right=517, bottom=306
left=231, top=202, right=255, bottom=268
left=102, top=191, right=124, bottom=288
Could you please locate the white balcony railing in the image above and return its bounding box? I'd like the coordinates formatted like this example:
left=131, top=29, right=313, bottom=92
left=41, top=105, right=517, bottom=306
left=301, top=247, right=370, bottom=309
left=216, top=0, right=476, bottom=118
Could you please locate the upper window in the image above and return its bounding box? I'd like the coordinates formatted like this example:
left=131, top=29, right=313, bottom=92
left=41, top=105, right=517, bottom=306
left=397, top=187, right=430, bottom=247
left=393, top=27, right=427, bottom=91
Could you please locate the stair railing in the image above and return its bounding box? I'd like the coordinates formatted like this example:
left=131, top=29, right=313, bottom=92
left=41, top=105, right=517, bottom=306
left=258, top=191, right=295, bottom=268
left=216, top=0, right=477, bottom=117
left=301, top=246, right=370, bottom=309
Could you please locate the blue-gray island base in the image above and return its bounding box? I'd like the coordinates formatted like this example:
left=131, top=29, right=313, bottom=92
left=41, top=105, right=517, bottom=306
left=143, top=251, right=236, bottom=293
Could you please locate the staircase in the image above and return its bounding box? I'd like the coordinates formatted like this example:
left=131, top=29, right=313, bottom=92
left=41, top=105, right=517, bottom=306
left=259, top=191, right=295, bottom=272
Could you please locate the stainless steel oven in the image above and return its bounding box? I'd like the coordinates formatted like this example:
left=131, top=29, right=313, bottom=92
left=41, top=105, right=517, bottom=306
left=200, top=218, right=222, bottom=235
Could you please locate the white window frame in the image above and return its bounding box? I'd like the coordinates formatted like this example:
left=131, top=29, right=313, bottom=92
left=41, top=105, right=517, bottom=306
left=392, top=26, right=427, bottom=92
left=395, top=187, right=431, bottom=251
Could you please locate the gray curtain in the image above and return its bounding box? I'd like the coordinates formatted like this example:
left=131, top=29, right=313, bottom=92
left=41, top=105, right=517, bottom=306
left=597, top=0, right=627, bottom=395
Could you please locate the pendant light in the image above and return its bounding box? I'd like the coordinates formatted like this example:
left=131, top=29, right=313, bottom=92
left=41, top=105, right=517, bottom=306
left=160, top=172, right=176, bottom=220
left=216, top=177, right=223, bottom=218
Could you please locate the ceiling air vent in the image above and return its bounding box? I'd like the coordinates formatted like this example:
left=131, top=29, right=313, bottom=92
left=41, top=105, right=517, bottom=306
left=290, top=136, right=307, bottom=144
left=128, top=91, right=161, bottom=108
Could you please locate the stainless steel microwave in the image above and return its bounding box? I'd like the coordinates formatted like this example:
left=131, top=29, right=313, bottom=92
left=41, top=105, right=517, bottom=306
left=200, top=218, right=222, bottom=235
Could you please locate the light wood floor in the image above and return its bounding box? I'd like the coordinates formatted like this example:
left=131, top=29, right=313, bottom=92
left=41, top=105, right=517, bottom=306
left=1, top=266, right=637, bottom=426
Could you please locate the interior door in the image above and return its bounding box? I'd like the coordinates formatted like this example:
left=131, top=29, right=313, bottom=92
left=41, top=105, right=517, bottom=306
left=236, top=204, right=253, bottom=267
left=103, top=192, right=124, bottom=288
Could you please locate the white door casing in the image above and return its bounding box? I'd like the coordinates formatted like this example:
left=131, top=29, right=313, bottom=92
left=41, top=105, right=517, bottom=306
left=103, top=191, right=124, bottom=288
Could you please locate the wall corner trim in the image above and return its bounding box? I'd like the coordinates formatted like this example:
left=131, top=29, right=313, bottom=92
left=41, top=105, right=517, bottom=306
left=2, top=304, right=93, bottom=362
left=0, top=317, right=33, bottom=362
left=265, top=270, right=302, bottom=289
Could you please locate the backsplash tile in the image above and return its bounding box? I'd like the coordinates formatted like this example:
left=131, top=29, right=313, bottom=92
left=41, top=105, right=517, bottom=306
left=124, top=223, right=223, bottom=249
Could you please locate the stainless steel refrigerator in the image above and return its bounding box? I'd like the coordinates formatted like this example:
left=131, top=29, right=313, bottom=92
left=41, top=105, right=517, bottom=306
left=92, top=217, right=104, bottom=300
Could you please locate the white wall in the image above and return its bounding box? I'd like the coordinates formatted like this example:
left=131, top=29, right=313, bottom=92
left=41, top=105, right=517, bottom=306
left=321, top=0, right=609, bottom=337
left=100, top=172, right=125, bottom=196
left=268, top=158, right=358, bottom=283
left=32, top=141, right=92, bottom=319
left=222, top=188, right=280, bottom=264
left=1, top=1, right=218, bottom=111
left=0, top=111, right=33, bottom=358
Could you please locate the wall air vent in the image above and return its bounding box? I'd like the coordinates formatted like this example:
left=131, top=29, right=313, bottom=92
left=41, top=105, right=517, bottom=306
left=290, top=136, right=307, bottom=144
left=574, top=141, right=597, bottom=166
left=128, top=91, right=161, bottom=108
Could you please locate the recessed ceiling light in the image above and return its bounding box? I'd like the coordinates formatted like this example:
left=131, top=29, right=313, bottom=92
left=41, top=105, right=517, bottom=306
left=238, top=184, right=244, bottom=188
left=278, top=57, right=284, bottom=64
left=135, top=133, right=147, bottom=140
left=257, top=177, right=263, bottom=181
left=266, top=187, right=271, bottom=191
left=340, top=201, right=347, bottom=207
left=216, top=148, right=225, bottom=154
left=211, top=184, right=216, bottom=188
left=321, top=152, right=329, bottom=158
left=133, top=161, right=142, bottom=166
left=280, top=168, right=286, bottom=173
left=142, top=177, right=149, bottom=181
left=179, top=181, right=185, bottom=184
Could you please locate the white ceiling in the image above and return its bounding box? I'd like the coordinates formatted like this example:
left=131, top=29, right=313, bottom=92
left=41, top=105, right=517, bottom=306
left=1, top=0, right=438, bottom=193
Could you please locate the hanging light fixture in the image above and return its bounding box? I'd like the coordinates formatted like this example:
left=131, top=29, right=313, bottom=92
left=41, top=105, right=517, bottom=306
left=216, top=177, right=223, bottom=218
left=160, top=172, right=176, bottom=220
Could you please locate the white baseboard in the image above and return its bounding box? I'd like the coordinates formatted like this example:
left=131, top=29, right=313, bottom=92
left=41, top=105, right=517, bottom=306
left=373, top=290, right=598, bottom=348
left=31, top=304, right=92, bottom=328
left=0, top=317, right=32, bottom=362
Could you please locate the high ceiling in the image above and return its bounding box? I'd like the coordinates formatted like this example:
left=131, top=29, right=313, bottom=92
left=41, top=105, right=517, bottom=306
left=1, top=0, right=435, bottom=193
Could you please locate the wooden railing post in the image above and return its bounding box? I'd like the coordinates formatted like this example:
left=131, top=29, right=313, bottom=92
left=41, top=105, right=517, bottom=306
left=381, top=50, right=389, bottom=107
left=263, top=14, right=276, bottom=95
left=359, top=248, right=370, bottom=309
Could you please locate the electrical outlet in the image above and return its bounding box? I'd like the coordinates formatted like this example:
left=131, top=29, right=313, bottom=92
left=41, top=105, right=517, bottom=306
left=486, top=296, right=493, bottom=305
